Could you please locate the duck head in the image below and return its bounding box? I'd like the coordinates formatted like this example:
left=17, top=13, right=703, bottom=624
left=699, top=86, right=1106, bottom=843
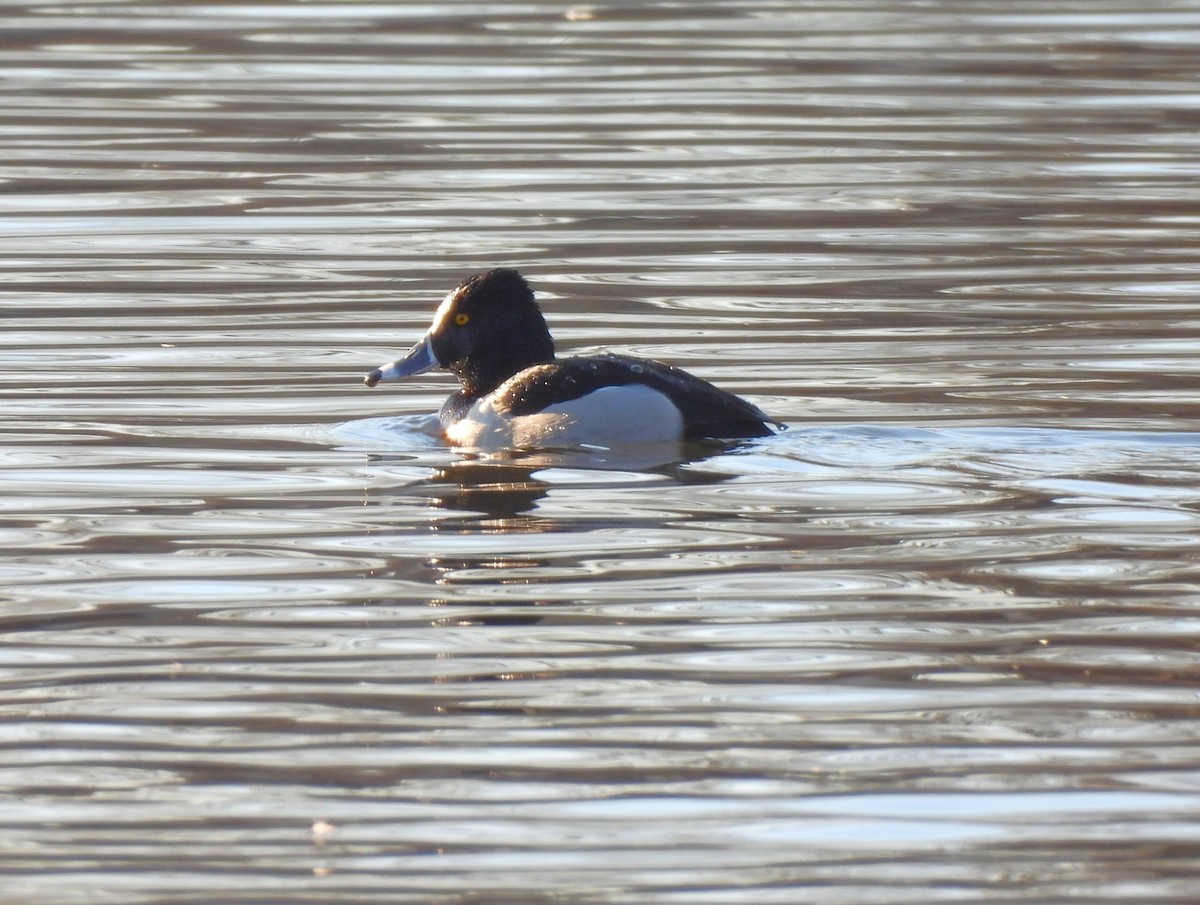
left=365, top=268, right=556, bottom=398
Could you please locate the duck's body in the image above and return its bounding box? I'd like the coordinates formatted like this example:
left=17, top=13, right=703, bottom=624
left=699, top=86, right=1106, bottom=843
left=364, top=269, right=782, bottom=450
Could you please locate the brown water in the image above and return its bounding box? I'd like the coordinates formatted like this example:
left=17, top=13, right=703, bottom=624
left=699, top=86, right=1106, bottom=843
left=4, top=2, right=1200, bottom=903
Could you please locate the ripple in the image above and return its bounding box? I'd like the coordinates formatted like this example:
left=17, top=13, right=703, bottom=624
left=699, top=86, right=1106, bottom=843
left=483, top=570, right=913, bottom=604
left=977, top=558, right=1182, bottom=584
left=0, top=467, right=366, bottom=497
left=202, top=605, right=434, bottom=625
left=709, top=476, right=1002, bottom=513
left=308, top=525, right=772, bottom=560
left=1056, top=506, right=1198, bottom=526
left=331, top=414, right=444, bottom=449
left=0, top=560, right=98, bottom=586
left=17, top=577, right=384, bottom=606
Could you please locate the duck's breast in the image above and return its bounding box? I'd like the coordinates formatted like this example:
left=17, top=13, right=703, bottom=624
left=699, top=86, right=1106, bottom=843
left=444, top=382, right=685, bottom=449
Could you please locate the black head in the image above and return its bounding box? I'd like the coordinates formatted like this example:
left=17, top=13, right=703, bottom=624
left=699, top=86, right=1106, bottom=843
left=364, top=268, right=557, bottom=396
left=426, top=268, right=556, bottom=397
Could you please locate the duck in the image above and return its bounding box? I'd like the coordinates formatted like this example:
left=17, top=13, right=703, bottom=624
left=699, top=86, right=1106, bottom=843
left=364, top=268, right=783, bottom=449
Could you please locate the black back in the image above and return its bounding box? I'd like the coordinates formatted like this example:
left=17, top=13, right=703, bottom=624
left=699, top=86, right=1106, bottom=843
left=492, top=353, right=779, bottom=440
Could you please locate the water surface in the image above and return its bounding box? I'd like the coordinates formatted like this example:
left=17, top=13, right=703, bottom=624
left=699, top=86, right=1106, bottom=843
left=4, top=2, right=1200, bottom=903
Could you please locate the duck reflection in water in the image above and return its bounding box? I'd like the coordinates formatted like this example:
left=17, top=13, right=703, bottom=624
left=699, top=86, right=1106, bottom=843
left=362, top=442, right=748, bottom=632
left=423, top=443, right=742, bottom=522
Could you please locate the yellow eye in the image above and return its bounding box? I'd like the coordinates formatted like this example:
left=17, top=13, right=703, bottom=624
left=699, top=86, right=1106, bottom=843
left=454, top=313, right=470, bottom=326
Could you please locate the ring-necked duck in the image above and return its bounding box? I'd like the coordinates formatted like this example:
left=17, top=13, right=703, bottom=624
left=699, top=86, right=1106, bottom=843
left=364, top=268, right=783, bottom=448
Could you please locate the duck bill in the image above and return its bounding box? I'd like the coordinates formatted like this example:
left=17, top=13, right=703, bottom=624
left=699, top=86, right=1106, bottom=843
left=364, top=333, right=439, bottom=387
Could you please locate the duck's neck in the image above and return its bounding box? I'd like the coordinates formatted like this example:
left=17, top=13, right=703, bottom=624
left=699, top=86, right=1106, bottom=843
left=453, top=338, right=555, bottom=400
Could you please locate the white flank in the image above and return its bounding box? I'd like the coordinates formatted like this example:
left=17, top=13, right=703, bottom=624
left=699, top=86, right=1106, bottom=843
left=444, top=384, right=684, bottom=450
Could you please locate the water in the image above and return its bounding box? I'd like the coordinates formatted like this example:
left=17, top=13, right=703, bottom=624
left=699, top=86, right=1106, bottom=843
left=4, top=1, right=1200, bottom=902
